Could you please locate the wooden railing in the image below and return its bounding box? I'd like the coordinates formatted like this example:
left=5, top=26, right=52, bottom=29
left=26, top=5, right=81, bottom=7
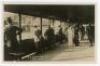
left=21, top=52, right=37, bottom=61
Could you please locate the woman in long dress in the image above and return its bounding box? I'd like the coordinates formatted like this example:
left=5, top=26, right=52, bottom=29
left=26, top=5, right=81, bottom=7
left=67, top=25, right=74, bottom=47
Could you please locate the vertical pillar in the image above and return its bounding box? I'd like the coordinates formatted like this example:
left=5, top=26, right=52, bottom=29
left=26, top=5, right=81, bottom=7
left=19, top=12, right=22, bottom=42
left=60, top=20, right=61, bottom=26
left=52, top=19, right=54, bottom=26
left=49, top=18, right=51, bottom=26
left=49, top=18, right=53, bottom=27
left=40, top=17, right=42, bottom=35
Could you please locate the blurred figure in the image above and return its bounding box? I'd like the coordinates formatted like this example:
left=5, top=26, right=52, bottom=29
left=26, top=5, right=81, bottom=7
left=79, top=25, right=85, bottom=40
left=35, top=27, right=42, bottom=40
left=57, top=25, right=66, bottom=44
left=73, top=24, right=80, bottom=46
left=67, top=24, right=74, bottom=47
left=34, top=26, right=42, bottom=50
left=4, top=17, right=22, bottom=51
left=58, top=26, right=63, bottom=43
left=34, top=26, right=45, bottom=52
left=87, top=24, right=94, bottom=46
left=44, top=26, right=55, bottom=47
left=4, top=17, right=22, bottom=60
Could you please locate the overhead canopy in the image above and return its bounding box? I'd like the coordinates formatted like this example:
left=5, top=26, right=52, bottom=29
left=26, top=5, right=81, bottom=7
left=4, top=5, right=94, bottom=24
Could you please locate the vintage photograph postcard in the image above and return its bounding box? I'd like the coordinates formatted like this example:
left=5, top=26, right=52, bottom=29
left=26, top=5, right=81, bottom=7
left=3, top=4, right=95, bottom=63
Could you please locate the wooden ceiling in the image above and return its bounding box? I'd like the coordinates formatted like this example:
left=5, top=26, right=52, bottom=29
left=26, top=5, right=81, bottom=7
left=4, top=5, right=94, bottom=23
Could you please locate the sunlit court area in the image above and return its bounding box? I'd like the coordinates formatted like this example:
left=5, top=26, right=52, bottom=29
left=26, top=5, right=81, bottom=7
left=4, top=5, right=95, bottom=63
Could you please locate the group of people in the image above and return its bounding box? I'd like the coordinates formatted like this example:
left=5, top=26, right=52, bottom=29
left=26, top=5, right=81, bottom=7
left=4, top=17, right=94, bottom=60
left=67, top=23, right=94, bottom=47
left=33, top=25, right=67, bottom=52
left=4, top=17, right=67, bottom=58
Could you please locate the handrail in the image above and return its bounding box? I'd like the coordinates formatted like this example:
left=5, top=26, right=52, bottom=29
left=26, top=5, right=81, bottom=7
left=21, top=52, right=37, bottom=60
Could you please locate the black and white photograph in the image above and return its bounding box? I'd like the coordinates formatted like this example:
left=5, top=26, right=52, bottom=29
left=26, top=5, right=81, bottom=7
left=3, top=4, right=95, bottom=62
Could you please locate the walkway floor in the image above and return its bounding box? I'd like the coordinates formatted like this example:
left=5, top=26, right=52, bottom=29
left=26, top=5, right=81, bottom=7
left=30, top=41, right=95, bottom=63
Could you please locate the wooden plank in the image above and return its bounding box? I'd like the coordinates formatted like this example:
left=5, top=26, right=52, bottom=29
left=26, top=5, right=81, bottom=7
left=21, top=52, right=37, bottom=60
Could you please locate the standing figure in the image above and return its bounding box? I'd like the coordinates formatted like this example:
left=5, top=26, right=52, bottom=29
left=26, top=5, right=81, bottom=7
left=87, top=24, right=94, bottom=46
left=67, top=25, right=74, bottom=47
left=58, top=26, right=63, bottom=43
left=34, top=26, right=42, bottom=50
left=80, top=25, right=85, bottom=40
left=44, top=26, right=55, bottom=47
left=4, top=17, right=22, bottom=51
left=4, top=17, right=22, bottom=60
left=73, top=24, right=80, bottom=46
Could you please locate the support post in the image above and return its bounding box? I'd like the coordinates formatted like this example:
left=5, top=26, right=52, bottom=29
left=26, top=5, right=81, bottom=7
left=40, top=17, right=42, bottom=35
left=19, top=12, right=22, bottom=43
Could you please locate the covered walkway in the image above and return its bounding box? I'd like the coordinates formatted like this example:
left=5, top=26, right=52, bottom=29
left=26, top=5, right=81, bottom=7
left=4, top=5, right=95, bottom=62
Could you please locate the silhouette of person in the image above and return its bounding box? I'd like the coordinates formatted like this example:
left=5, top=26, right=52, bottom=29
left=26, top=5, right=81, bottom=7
left=4, top=17, right=22, bottom=51
left=79, top=25, right=85, bottom=40
left=34, top=27, right=42, bottom=50
left=87, top=24, right=94, bottom=46
left=44, top=26, right=55, bottom=47
left=58, top=26, right=65, bottom=44
left=73, top=24, right=80, bottom=46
